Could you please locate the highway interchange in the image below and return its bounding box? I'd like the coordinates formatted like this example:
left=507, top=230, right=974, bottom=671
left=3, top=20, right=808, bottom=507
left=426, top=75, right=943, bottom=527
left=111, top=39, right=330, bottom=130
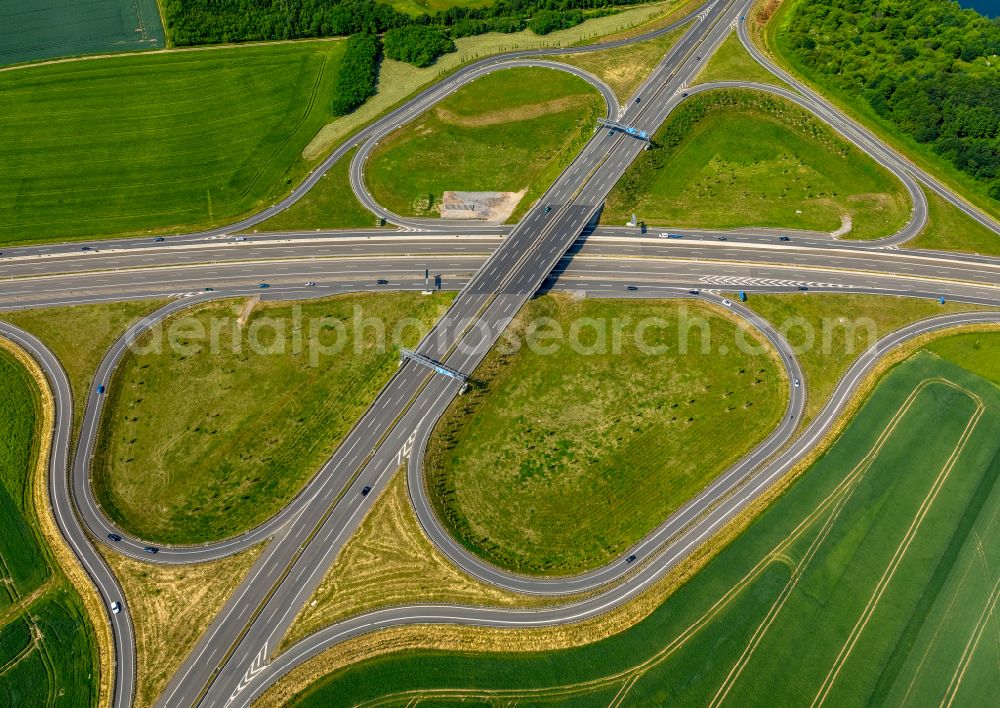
left=2, top=0, right=1000, bottom=705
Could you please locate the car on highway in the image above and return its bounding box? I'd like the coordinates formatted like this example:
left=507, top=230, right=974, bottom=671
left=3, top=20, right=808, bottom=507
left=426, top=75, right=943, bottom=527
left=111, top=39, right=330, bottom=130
left=377, top=279, right=389, bottom=285
left=80, top=246, right=92, bottom=251
left=143, top=546, right=159, bottom=554
left=626, top=554, right=637, bottom=563
left=682, top=92, right=689, bottom=97
left=361, top=486, right=371, bottom=496
left=153, top=236, right=165, bottom=242
left=544, top=205, right=551, bottom=213
left=234, top=236, right=247, bottom=242
left=107, top=533, right=121, bottom=542
left=258, top=283, right=269, bottom=289
left=794, top=378, right=801, bottom=388
left=689, top=289, right=700, bottom=295
left=608, top=129, right=614, bottom=136
left=111, top=601, right=121, bottom=614
left=205, top=287, right=214, bottom=292
left=722, top=299, right=733, bottom=307
left=779, top=236, right=791, bottom=242
left=634, top=96, right=641, bottom=103
left=304, top=281, right=316, bottom=287
left=626, top=285, right=639, bottom=291
left=798, top=285, right=809, bottom=291
left=663, top=233, right=683, bottom=239
left=717, top=236, right=728, bottom=241
left=97, top=385, right=105, bottom=394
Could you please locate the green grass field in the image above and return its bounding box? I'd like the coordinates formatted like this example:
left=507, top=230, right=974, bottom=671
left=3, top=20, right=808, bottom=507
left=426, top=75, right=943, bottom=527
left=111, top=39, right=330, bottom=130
left=292, top=338, right=1000, bottom=707
left=0, top=0, right=164, bottom=67
left=366, top=67, right=602, bottom=221
left=546, top=25, right=686, bottom=101
left=426, top=295, right=786, bottom=575
left=743, top=293, right=994, bottom=425
left=0, top=349, right=98, bottom=705
left=2, top=300, right=169, bottom=446
left=694, top=30, right=788, bottom=87
left=0, top=40, right=346, bottom=246
left=92, top=292, right=453, bottom=544
left=255, top=147, right=381, bottom=231
left=909, top=188, right=1000, bottom=257
left=603, top=89, right=910, bottom=239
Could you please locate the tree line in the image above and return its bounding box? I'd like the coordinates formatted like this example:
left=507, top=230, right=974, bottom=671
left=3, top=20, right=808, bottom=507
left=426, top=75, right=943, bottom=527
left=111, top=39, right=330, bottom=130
left=784, top=0, right=1000, bottom=200
left=162, top=0, right=648, bottom=50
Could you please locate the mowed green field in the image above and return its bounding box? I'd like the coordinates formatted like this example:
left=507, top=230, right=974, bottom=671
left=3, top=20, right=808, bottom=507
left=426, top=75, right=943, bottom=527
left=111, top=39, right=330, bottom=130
left=0, top=0, right=164, bottom=66
left=603, top=90, right=910, bottom=239
left=292, top=339, right=1000, bottom=707
left=426, top=295, right=786, bottom=575
left=0, top=40, right=345, bottom=246
left=0, top=349, right=98, bottom=705
left=366, top=67, right=602, bottom=220
left=256, top=147, right=379, bottom=231
left=93, top=292, right=453, bottom=544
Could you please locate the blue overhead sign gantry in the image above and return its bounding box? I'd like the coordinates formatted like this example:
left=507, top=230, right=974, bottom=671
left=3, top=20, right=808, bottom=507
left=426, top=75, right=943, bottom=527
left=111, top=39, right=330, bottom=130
left=598, top=118, right=649, bottom=141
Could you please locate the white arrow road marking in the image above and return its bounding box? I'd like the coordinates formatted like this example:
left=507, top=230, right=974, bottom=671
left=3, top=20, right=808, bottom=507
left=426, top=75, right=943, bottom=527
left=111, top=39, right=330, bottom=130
left=396, top=430, right=417, bottom=466
left=228, top=642, right=269, bottom=703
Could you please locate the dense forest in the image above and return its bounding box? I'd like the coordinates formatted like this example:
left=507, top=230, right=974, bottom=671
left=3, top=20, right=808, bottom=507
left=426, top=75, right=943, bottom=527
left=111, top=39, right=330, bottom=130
left=330, top=32, right=379, bottom=116
left=161, top=0, right=649, bottom=49
left=383, top=26, right=456, bottom=68
left=784, top=0, right=1000, bottom=200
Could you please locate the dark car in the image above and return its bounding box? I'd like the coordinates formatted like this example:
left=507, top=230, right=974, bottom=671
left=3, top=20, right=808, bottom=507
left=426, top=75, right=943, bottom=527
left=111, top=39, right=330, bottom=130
left=779, top=236, right=791, bottom=242
left=544, top=205, right=551, bottom=213
left=143, top=546, right=159, bottom=554
left=626, top=554, right=637, bottom=563
left=81, top=246, right=92, bottom=251
left=689, top=289, right=700, bottom=295
left=204, top=287, right=214, bottom=292
left=798, top=285, right=809, bottom=291
left=97, top=385, right=105, bottom=394
left=376, top=279, right=389, bottom=285
left=361, top=486, right=372, bottom=496
left=682, top=92, right=689, bottom=97
left=107, top=533, right=122, bottom=542
left=626, top=285, right=639, bottom=291
left=634, top=96, right=641, bottom=103
left=153, top=237, right=165, bottom=242
left=718, top=236, right=728, bottom=241
left=258, top=283, right=269, bottom=289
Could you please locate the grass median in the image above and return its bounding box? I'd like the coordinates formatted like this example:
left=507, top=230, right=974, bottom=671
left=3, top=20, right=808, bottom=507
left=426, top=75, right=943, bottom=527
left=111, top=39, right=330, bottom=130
left=92, top=292, right=454, bottom=545
left=426, top=294, right=787, bottom=576
left=743, top=292, right=996, bottom=425
left=366, top=66, right=602, bottom=221
left=603, top=88, right=910, bottom=238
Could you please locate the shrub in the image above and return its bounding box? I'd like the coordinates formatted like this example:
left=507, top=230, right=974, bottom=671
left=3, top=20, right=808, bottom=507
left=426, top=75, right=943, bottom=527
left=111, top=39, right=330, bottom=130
left=383, top=25, right=456, bottom=68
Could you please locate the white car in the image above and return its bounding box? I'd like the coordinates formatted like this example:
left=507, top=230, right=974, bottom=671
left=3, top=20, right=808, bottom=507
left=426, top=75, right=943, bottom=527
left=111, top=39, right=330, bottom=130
left=234, top=236, right=247, bottom=242
left=304, top=281, right=316, bottom=287
left=722, top=299, right=733, bottom=307
left=794, top=379, right=801, bottom=388
left=111, top=601, right=121, bottom=614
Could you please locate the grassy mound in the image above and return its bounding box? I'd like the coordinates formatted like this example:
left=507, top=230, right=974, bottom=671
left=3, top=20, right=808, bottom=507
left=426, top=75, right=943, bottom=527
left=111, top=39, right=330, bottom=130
left=93, top=292, right=452, bottom=544
left=603, top=89, right=910, bottom=239
left=366, top=66, right=602, bottom=221
left=426, top=294, right=786, bottom=575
